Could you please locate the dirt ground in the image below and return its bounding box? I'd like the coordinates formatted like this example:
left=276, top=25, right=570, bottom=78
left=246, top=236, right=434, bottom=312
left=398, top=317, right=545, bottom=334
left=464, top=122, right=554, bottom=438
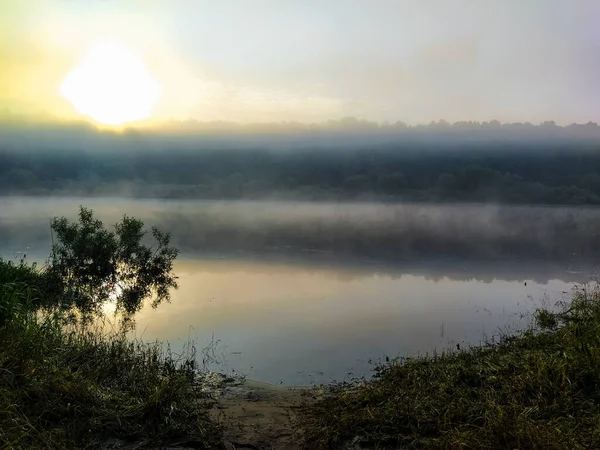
left=203, top=375, right=317, bottom=450
left=100, top=374, right=318, bottom=450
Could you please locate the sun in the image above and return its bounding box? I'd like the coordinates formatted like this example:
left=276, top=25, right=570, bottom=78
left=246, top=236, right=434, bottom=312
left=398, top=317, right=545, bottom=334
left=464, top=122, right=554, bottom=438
left=60, top=39, right=161, bottom=126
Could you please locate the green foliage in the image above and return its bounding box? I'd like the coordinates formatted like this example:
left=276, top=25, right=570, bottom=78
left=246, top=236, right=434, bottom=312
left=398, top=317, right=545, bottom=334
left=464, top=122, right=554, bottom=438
left=297, top=287, right=600, bottom=449
left=47, top=206, right=179, bottom=319
left=6, top=137, right=600, bottom=204
left=0, top=301, right=221, bottom=449
left=0, top=258, right=42, bottom=327
left=0, top=210, right=221, bottom=448
left=377, top=172, right=407, bottom=193
left=0, top=256, right=222, bottom=449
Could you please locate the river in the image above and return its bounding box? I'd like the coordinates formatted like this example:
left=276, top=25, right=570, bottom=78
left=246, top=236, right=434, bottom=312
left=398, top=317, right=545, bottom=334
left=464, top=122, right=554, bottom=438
left=1, top=196, right=597, bottom=384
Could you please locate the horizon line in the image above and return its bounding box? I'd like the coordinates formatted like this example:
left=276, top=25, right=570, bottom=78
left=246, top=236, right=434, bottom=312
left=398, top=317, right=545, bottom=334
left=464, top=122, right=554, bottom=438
left=2, top=111, right=600, bottom=133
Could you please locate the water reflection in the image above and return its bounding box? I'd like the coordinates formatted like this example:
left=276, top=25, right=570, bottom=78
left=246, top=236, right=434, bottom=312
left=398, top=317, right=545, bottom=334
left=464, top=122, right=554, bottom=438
left=131, top=258, right=578, bottom=385
left=2, top=197, right=598, bottom=384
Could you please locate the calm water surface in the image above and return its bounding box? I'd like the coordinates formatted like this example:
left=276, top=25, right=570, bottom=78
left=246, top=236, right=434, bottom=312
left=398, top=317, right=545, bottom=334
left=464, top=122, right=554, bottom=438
left=2, top=197, right=595, bottom=385
left=130, top=258, right=577, bottom=385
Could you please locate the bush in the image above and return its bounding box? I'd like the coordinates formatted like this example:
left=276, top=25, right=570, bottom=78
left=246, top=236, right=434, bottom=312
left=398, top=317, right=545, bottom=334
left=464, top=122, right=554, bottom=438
left=47, top=206, right=179, bottom=320
left=0, top=258, right=42, bottom=327
left=0, top=252, right=221, bottom=448
left=0, top=307, right=222, bottom=448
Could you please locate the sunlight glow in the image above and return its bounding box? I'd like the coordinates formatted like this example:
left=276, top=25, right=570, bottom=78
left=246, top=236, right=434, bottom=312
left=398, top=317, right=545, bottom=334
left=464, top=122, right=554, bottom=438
left=102, top=281, right=122, bottom=316
left=60, top=39, right=161, bottom=125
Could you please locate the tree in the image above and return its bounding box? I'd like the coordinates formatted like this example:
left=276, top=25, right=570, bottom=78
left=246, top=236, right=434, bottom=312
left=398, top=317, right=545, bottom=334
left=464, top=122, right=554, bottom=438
left=47, top=206, right=179, bottom=320
left=580, top=173, right=600, bottom=193
left=436, top=173, right=457, bottom=191
left=3, top=168, right=39, bottom=190
left=377, top=172, right=407, bottom=193
left=343, top=174, right=370, bottom=191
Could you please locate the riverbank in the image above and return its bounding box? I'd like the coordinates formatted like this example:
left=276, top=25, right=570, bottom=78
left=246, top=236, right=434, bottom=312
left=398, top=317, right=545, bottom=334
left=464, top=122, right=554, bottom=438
left=3, top=256, right=600, bottom=449
left=0, top=257, right=319, bottom=449
left=199, top=373, right=313, bottom=449
left=295, top=286, right=600, bottom=449
left=0, top=258, right=221, bottom=449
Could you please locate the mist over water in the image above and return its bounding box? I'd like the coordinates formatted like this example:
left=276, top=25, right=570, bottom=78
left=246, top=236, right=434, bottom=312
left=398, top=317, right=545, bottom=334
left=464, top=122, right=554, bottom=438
left=3, top=196, right=600, bottom=265
left=1, top=196, right=597, bottom=383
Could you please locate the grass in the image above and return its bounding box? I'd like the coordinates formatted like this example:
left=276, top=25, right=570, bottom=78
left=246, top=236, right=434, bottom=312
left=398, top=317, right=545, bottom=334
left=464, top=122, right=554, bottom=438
left=5, top=254, right=600, bottom=449
left=296, top=286, right=600, bottom=449
left=0, top=259, right=223, bottom=449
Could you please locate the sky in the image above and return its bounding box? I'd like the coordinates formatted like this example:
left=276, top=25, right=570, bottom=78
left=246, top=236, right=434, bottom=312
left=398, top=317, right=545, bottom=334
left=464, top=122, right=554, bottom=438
left=1, top=0, right=600, bottom=125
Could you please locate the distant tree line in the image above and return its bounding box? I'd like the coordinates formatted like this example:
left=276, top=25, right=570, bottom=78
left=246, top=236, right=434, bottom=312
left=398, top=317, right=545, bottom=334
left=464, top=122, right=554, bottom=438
left=3, top=132, right=600, bottom=204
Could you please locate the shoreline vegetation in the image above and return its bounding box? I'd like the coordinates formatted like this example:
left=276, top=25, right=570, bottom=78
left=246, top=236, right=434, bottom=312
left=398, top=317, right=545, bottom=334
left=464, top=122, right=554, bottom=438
left=296, top=286, right=600, bottom=449
left=4, top=257, right=600, bottom=449
left=2, top=207, right=600, bottom=448
left=0, top=258, right=222, bottom=449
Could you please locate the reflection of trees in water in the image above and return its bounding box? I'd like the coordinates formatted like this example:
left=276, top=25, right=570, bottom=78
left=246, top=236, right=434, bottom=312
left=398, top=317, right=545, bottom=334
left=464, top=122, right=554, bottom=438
left=2, top=198, right=600, bottom=284
left=173, top=255, right=593, bottom=286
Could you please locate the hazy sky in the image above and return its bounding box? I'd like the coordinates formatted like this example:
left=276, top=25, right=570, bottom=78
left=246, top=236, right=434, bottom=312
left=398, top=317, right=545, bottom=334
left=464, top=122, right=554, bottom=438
left=1, top=0, right=599, bottom=125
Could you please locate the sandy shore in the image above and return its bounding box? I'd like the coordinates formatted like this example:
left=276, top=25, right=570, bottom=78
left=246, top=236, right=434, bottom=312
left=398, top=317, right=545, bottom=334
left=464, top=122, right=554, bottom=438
left=198, top=373, right=318, bottom=449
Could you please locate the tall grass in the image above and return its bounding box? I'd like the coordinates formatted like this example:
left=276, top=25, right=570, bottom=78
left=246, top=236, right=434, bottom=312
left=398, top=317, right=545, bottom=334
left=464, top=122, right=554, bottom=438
left=0, top=259, right=222, bottom=449
left=297, top=286, right=600, bottom=449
